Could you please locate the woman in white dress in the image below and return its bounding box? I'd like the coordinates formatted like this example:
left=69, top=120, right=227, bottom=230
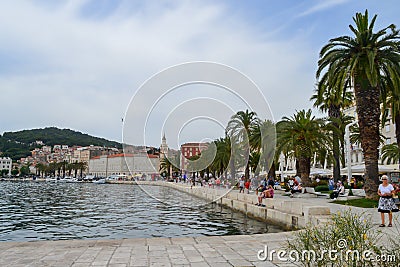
left=377, top=175, right=399, bottom=227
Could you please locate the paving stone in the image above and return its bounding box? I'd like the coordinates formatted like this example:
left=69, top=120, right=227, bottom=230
left=190, top=262, right=210, bottom=267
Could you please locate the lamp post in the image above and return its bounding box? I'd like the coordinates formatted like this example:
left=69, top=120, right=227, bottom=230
left=345, top=121, right=357, bottom=183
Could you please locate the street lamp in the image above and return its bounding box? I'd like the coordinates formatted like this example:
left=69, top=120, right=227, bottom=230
left=345, top=121, right=358, bottom=183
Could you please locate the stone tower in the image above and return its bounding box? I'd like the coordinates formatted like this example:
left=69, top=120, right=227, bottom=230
left=160, top=133, right=168, bottom=159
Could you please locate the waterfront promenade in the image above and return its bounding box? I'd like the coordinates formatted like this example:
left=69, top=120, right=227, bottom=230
left=0, top=181, right=398, bottom=267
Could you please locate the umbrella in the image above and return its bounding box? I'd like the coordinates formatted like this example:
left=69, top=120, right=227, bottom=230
left=310, top=168, right=333, bottom=176
left=340, top=164, right=398, bottom=174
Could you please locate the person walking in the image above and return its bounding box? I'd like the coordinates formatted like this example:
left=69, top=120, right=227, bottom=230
left=378, top=175, right=399, bottom=227
left=244, top=179, right=251, bottom=194
left=239, top=176, right=245, bottom=193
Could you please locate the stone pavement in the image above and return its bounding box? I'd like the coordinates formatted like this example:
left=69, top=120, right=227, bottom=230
left=0, top=232, right=295, bottom=267
left=1, top=183, right=399, bottom=267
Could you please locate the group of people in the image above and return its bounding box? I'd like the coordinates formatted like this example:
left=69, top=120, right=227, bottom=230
left=288, top=177, right=303, bottom=197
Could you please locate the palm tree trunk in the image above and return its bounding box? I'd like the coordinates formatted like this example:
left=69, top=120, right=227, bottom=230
left=245, top=164, right=250, bottom=181
left=267, top=162, right=276, bottom=179
left=354, top=78, right=380, bottom=199
left=295, top=160, right=300, bottom=177
left=229, top=154, right=236, bottom=181
left=298, top=157, right=311, bottom=186
left=329, top=105, right=341, bottom=182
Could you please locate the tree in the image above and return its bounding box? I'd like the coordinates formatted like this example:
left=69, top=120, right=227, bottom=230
left=227, top=110, right=259, bottom=181
left=11, top=168, right=19, bottom=176
left=249, top=119, right=277, bottom=178
left=1, top=169, right=9, bottom=177
left=312, top=67, right=353, bottom=182
left=381, top=74, right=400, bottom=168
left=317, top=10, right=400, bottom=198
left=276, top=109, right=328, bottom=186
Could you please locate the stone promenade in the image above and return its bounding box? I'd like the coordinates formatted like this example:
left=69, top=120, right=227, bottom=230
left=1, top=182, right=398, bottom=267
left=0, top=232, right=294, bottom=267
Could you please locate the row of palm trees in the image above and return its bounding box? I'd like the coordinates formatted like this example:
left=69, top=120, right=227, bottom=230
left=35, top=161, right=87, bottom=178
left=160, top=10, right=400, bottom=199
left=315, top=10, right=400, bottom=199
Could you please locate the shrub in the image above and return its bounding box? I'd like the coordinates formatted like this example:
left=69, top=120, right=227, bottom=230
left=286, top=210, right=384, bottom=266
left=315, top=185, right=329, bottom=192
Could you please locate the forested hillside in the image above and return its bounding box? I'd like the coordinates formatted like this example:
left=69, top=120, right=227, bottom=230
left=0, top=127, right=122, bottom=160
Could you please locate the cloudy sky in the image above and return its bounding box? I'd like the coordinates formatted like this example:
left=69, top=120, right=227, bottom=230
left=0, top=0, right=398, bottom=147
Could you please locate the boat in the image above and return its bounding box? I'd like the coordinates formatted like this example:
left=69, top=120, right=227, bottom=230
left=93, top=178, right=106, bottom=184
left=45, top=176, right=57, bottom=182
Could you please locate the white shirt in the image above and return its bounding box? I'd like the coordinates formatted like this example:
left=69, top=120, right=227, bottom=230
left=379, top=184, right=394, bottom=195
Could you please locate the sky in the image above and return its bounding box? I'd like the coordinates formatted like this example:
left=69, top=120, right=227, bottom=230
left=0, top=0, right=399, bottom=148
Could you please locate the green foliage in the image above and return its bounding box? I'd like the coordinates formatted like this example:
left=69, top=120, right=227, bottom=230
left=332, top=198, right=378, bottom=208
left=286, top=210, right=383, bottom=266
left=1, top=169, right=9, bottom=177
left=315, top=185, right=329, bottom=192
left=0, top=127, right=122, bottom=160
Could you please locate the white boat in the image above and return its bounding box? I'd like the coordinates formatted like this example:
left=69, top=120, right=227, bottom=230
left=45, top=177, right=57, bottom=182
left=93, top=178, right=106, bottom=184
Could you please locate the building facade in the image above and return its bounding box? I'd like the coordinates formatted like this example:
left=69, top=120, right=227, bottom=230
left=88, top=153, right=160, bottom=178
left=180, top=142, right=208, bottom=170
left=0, top=157, right=12, bottom=176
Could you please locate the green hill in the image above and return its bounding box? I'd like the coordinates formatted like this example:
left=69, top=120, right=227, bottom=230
left=0, top=127, right=122, bottom=160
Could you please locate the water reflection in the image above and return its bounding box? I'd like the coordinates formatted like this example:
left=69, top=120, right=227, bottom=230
left=0, top=181, right=282, bottom=241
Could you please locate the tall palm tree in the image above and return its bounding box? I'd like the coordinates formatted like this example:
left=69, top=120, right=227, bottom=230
left=249, top=119, right=276, bottom=178
left=312, top=68, right=353, bottom=182
left=227, top=110, right=259, bottom=181
left=212, top=137, right=231, bottom=179
left=276, top=109, right=328, bottom=186
left=317, top=10, right=400, bottom=198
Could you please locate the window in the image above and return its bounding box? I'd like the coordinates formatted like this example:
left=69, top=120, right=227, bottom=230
left=386, top=138, right=391, bottom=145
left=385, top=125, right=390, bottom=132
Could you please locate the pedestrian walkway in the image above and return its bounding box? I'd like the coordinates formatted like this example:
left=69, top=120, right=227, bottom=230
left=1, top=182, right=398, bottom=267
left=0, top=232, right=294, bottom=267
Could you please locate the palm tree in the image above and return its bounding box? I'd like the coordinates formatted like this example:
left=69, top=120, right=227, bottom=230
left=227, top=110, right=260, bottom=181
left=213, top=137, right=232, bottom=179
left=276, top=109, right=328, bottom=186
left=381, top=75, right=400, bottom=168
left=249, top=119, right=276, bottom=178
left=312, top=68, right=353, bottom=182
left=159, top=157, right=172, bottom=178
left=317, top=10, right=400, bottom=198
left=381, top=143, right=400, bottom=165
left=78, top=161, right=87, bottom=177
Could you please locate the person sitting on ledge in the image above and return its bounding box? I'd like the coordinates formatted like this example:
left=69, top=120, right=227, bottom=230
left=330, top=181, right=345, bottom=199
left=256, top=185, right=274, bottom=206
left=290, top=183, right=303, bottom=197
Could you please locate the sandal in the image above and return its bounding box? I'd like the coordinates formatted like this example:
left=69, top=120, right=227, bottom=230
left=379, top=224, right=385, bottom=227
left=388, top=223, right=392, bottom=227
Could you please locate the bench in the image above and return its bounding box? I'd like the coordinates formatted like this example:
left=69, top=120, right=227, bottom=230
left=305, top=187, right=328, bottom=197
left=337, top=189, right=350, bottom=198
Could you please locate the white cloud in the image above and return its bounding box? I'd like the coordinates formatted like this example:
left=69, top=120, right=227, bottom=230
left=298, top=0, right=349, bottom=17
left=0, top=1, right=317, bottom=146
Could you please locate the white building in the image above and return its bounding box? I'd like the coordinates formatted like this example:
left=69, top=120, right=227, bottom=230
left=88, top=153, right=160, bottom=178
left=342, top=105, right=397, bottom=169
left=0, top=157, right=12, bottom=176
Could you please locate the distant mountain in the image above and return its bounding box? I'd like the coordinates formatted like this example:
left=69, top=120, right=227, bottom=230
left=0, top=127, right=122, bottom=161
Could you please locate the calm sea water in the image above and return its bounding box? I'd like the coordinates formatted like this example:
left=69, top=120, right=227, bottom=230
left=0, top=181, right=282, bottom=241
